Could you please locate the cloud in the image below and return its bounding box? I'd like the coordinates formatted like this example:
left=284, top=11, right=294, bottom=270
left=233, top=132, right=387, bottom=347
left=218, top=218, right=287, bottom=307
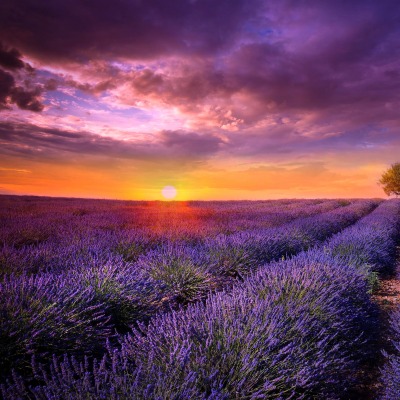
left=0, top=68, right=44, bottom=111
left=0, top=42, right=26, bottom=70
left=0, top=69, right=14, bottom=109
left=0, top=42, right=44, bottom=111
left=0, top=0, right=258, bottom=62
left=10, top=86, right=44, bottom=112
left=0, top=168, right=31, bottom=173
left=159, top=130, right=223, bottom=155
left=74, top=1, right=398, bottom=134
left=64, top=77, right=116, bottom=95
left=2, top=1, right=399, bottom=123
left=0, top=122, right=223, bottom=163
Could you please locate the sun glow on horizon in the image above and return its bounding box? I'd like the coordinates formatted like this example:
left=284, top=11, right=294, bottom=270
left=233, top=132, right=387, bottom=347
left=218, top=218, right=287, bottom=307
left=161, top=185, right=177, bottom=200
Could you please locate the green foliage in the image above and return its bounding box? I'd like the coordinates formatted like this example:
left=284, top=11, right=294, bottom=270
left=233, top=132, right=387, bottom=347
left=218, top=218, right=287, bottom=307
left=367, top=271, right=380, bottom=294
left=379, top=163, right=400, bottom=196
left=208, top=245, right=256, bottom=279
left=113, top=241, right=146, bottom=262
left=148, top=256, right=212, bottom=304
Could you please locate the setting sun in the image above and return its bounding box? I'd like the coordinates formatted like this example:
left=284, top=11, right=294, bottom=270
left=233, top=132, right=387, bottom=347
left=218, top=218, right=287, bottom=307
left=161, top=185, right=177, bottom=200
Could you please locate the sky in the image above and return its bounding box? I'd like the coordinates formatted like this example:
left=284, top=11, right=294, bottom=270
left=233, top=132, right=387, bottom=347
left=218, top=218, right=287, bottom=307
left=0, top=0, right=399, bottom=200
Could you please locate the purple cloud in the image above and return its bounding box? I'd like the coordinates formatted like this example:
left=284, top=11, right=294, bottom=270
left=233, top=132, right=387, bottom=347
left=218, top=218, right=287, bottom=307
left=160, top=130, right=223, bottom=155
left=0, top=122, right=224, bottom=163
left=0, top=42, right=26, bottom=70
left=0, top=68, right=44, bottom=112
left=0, top=0, right=257, bottom=62
left=0, top=42, right=44, bottom=111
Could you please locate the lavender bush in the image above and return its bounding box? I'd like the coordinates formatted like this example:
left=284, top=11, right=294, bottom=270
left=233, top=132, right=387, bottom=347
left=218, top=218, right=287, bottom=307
left=204, top=199, right=379, bottom=277
left=0, top=274, right=112, bottom=381
left=1, top=198, right=344, bottom=277
left=2, top=199, right=399, bottom=399
left=61, top=261, right=165, bottom=331
left=136, top=244, right=213, bottom=304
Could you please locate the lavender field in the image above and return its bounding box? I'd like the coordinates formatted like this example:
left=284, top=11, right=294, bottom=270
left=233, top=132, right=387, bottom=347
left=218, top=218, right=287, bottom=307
left=1, top=195, right=400, bottom=399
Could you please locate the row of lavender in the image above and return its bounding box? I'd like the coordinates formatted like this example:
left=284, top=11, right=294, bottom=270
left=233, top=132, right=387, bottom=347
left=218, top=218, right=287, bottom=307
left=3, top=199, right=399, bottom=399
left=0, top=197, right=350, bottom=276
left=0, top=200, right=379, bottom=384
left=0, top=197, right=346, bottom=244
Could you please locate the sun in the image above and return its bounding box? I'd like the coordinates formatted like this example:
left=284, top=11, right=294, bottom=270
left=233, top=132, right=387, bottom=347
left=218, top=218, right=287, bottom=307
left=161, top=185, right=177, bottom=200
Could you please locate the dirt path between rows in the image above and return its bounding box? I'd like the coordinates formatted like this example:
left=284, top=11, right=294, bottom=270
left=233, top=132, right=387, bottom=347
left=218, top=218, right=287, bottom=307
left=348, top=247, right=400, bottom=399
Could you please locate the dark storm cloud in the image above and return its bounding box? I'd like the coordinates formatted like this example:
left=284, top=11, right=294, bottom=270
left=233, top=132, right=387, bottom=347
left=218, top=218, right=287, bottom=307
left=223, top=38, right=400, bottom=118
left=9, top=86, right=44, bottom=112
left=0, top=68, right=44, bottom=111
left=234, top=0, right=400, bottom=115
left=0, top=69, right=15, bottom=109
left=0, top=0, right=258, bottom=62
left=0, top=42, right=26, bottom=70
left=85, top=0, right=399, bottom=131
left=1, top=0, right=399, bottom=118
left=0, top=42, right=44, bottom=111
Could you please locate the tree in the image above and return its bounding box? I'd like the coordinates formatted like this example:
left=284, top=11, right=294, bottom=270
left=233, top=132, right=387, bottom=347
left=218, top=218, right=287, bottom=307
left=379, top=163, right=400, bottom=196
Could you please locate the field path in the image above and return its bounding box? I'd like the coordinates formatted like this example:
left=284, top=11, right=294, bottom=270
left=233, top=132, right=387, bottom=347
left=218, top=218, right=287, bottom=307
left=350, top=247, right=400, bottom=399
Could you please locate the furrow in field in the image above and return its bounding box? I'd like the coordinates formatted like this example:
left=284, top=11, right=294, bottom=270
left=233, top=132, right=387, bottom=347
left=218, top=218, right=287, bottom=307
left=373, top=250, right=400, bottom=399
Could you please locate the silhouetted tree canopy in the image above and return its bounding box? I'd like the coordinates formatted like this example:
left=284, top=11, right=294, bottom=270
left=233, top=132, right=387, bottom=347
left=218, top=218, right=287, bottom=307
left=379, top=163, right=400, bottom=196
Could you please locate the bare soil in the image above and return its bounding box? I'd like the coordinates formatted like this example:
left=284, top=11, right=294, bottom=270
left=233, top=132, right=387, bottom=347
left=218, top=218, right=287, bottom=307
left=348, top=248, right=400, bottom=400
